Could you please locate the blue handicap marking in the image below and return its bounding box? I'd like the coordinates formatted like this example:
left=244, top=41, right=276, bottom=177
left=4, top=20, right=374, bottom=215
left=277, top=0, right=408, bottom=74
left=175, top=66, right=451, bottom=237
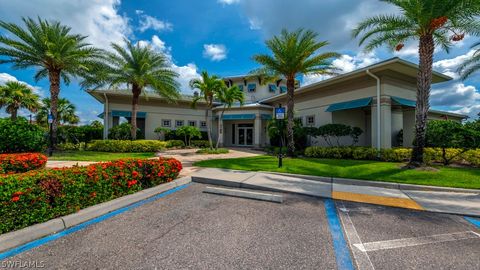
left=464, top=216, right=480, bottom=229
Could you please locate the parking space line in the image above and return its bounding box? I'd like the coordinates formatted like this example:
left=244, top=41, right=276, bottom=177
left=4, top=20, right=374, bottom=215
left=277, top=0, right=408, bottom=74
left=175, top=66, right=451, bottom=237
left=0, top=184, right=190, bottom=261
left=354, top=231, right=480, bottom=252
left=337, top=202, right=375, bottom=270
left=324, top=199, right=355, bottom=270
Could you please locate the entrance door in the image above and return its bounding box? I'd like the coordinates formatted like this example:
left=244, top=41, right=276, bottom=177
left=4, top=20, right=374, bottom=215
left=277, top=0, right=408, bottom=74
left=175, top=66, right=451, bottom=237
left=236, top=124, right=254, bottom=146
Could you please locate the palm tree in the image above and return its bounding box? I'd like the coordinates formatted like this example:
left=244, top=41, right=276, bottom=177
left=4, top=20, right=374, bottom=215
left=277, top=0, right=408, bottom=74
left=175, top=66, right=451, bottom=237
left=83, top=40, right=180, bottom=139
left=215, top=85, right=244, bottom=148
left=252, top=28, right=340, bottom=157
left=190, top=71, right=225, bottom=149
left=0, top=17, right=103, bottom=145
left=352, top=0, right=480, bottom=167
left=0, top=81, right=40, bottom=120
left=36, top=97, right=79, bottom=126
left=459, top=41, right=480, bottom=79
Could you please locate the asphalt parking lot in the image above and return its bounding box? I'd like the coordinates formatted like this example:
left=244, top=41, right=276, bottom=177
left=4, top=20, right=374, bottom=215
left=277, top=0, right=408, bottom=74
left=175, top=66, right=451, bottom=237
left=1, top=183, right=479, bottom=270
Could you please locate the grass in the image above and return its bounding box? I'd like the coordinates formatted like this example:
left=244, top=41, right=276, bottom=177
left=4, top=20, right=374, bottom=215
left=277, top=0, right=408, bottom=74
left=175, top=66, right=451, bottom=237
left=48, top=151, right=156, bottom=162
left=194, top=155, right=480, bottom=189
left=196, top=148, right=229, bottom=154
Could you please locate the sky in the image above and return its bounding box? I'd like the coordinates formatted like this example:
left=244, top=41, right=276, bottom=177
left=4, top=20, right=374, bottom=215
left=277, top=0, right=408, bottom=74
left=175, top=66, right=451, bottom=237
left=0, top=0, right=479, bottom=124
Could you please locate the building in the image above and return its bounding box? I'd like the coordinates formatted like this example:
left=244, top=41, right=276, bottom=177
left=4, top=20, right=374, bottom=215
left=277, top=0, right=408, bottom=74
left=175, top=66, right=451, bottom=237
left=88, top=57, right=466, bottom=149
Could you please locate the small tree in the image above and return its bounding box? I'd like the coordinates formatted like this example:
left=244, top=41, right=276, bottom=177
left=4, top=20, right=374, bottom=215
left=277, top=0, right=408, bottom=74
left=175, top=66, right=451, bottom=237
left=154, top=127, right=171, bottom=140
left=313, top=124, right=363, bottom=146
left=175, top=126, right=201, bottom=147
left=426, top=120, right=480, bottom=165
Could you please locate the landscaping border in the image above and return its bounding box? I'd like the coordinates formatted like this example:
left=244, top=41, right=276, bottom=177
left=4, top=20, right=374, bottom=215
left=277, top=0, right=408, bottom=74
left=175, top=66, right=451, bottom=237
left=0, top=176, right=191, bottom=254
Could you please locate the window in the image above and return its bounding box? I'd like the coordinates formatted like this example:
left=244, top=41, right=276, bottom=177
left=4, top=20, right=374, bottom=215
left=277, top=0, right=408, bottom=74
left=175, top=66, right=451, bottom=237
left=162, top=119, right=171, bottom=127
left=200, top=121, right=207, bottom=128
left=248, top=83, right=256, bottom=92
left=306, top=115, right=315, bottom=126
left=175, top=120, right=184, bottom=127
left=188, top=120, right=196, bottom=127
left=280, top=86, right=287, bottom=93
left=237, top=84, right=244, bottom=91
left=268, top=84, right=277, bottom=93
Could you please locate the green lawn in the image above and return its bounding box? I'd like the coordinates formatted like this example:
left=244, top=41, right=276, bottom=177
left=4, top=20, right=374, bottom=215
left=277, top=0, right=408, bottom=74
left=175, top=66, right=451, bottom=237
left=49, top=151, right=156, bottom=162
left=194, top=155, right=480, bottom=189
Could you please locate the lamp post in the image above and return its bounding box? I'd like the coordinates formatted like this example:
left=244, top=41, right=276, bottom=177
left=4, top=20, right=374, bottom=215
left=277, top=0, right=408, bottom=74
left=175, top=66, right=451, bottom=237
left=47, top=111, right=54, bottom=157
left=274, top=104, right=285, bottom=168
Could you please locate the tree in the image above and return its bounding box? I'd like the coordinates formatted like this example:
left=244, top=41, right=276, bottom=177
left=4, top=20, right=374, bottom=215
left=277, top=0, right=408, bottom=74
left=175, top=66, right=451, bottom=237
left=190, top=71, right=225, bottom=149
left=352, top=0, right=480, bottom=167
left=36, top=97, right=79, bottom=126
left=175, top=126, right=201, bottom=147
left=458, top=41, right=480, bottom=79
left=0, top=17, right=103, bottom=146
left=83, top=39, right=180, bottom=140
left=0, top=81, right=40, bottom=120
left=215, top=85, right=244, bottom=148
left=252, top=29, right=339, bottom=157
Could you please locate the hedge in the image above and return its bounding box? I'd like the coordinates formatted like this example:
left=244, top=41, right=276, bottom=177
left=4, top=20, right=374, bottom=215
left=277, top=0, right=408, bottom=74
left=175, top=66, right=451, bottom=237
left=304, top=146, right=480, bottom=167
left=196, top=148, right=229, bottom=154
left=0, top=153, right=47, bottom=174
left=165, top=140, right=185, bottom=148
left=0, top=157, right=182, bottom=233
left=191, top=140, right=210, bottom=148
left=0, top=118, right=46, bottom=153
left=87, top=140, right=167, bottom=152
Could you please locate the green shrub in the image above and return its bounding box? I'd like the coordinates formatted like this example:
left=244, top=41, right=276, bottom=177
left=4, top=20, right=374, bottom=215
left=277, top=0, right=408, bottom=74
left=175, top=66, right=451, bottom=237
left=57, top=142, right=86, bottom=151
left=87, top=140, right=166, bottom=152
left=196, top=148, right=229, bottom=154
left=380, top=148, right=411, bottom=162
left=165, top=140, right=185, bottom=148
left=0, top=118, right=46, bottom=153
left=0, top=157, right=182, bottom=233
left=58, top=124, right=103, bottom=146
left=463, top=149, right=480, bottom=167
left=108, top=123, right=143, bottom=140
left=191, top=140, right=210, bottom=148
left=0, top=153, right=47, bottom=174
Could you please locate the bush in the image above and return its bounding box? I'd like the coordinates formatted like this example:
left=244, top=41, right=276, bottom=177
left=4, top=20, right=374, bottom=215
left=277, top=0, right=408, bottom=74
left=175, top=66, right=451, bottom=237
left=0, top=118, right=46, bottom=153
left=57, top=142, right=85, bottom=151
left=108, top=123, right=143, bottom=140
left=310, top=124, right=364, bottom=146
left=0, top=153, right=47, bottom=174
left=196, top=148, right=229, bottom=154
left=380, top=148, right=411, bottom=162
left=165, top=140, right=185, bottom=148
left=0, top=157, right=182, bottom=233
left=175, top=126, right=201, bottom=146
left=58, top=124, right=103, bottom=146
left=87, top=140, right=166, bottom=152
left=191, top=140, right=210, bottom=148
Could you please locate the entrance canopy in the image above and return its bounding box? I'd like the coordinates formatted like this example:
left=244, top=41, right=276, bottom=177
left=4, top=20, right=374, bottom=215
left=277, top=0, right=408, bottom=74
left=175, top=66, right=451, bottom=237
left=325, top=97, right=372, bottom=112
left=222, top=114, right=256, bottom=120
left=391, top=96, right=415, bottom=107
left=97, top=110, right=147, bottom=119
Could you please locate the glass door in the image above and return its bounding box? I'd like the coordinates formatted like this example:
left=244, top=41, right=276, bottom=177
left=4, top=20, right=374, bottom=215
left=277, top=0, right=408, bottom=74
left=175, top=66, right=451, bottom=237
left=236, top=124, right=254, bottom=146
left=238, top=128, right=245, bottom=145
left=246, top=128, right=253, bottom=145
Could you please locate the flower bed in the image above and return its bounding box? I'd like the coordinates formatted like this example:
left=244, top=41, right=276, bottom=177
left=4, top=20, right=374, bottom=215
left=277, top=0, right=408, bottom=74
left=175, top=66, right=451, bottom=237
left=0, top=153, right=47, bottom=174
left=0, top=157, right=182, bottom=234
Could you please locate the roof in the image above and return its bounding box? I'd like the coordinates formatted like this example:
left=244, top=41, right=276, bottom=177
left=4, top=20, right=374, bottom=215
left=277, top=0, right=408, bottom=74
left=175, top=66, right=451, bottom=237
left=259, top=57, right=452, bottom=104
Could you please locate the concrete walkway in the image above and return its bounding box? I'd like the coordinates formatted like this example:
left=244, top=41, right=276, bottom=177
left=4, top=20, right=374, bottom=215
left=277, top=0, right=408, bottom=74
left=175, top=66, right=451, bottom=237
left=191, top=168, right=480, bottom=217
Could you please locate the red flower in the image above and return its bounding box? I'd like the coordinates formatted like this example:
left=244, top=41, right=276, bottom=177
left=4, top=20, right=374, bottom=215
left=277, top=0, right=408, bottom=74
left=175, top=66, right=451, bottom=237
left=132, top=171, right=139, bottom=178
left=90, top=192, right=97, bottom=198
left=127, top=180, right=138, bottom=188
left=11, top=196, right=20, bottom=202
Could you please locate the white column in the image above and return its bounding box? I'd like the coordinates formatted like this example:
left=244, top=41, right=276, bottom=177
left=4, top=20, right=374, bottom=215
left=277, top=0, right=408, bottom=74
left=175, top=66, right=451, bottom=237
left=254, top=115, right=261, bottom=147
left=218, top=119, right=224, bottom=147
left=371, top=96, right=392, bottom=149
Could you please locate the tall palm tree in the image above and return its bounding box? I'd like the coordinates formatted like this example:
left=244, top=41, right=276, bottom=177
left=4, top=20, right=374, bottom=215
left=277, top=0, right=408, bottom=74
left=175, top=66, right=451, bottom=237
left=0, top=17, right=103, bottom=145
left=459, top=41, right=480, bottom=79
left=352, top=0, right=480, bottom=167
left=0, top=81, right=40, bottom=120
left=215, top=85, right=244, bottom=148
left=83, top=40, right=180, bottom=139
left=36, top=97, right=79, bottom=126
left=252, top=28, right=340, bottom=157
left=190, top=71, right=225, bottom=149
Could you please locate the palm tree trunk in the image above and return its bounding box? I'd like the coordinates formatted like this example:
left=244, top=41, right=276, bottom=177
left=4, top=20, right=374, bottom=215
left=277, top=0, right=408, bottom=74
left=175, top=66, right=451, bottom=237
left=10, top=108, right=18, bottom=120
left=49, top=70, right=61, bottom=148
left=286, top=77, right=296, bottom=157
left=215, top=106, right=226, bottom=149
left=131, top=85, right=141, bottom=140
left=409, top=34, right=434, bottom=167
left=205, top=108, right=213, bottom=149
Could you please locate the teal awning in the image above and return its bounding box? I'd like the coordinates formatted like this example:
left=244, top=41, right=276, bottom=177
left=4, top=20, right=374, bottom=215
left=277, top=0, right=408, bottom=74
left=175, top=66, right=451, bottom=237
left=280, top=86, right=287, bottom=93
left=391, top=96, right=415, bottom=107
left=261, top=114, right=272, bottom=120
left=222, top=114, right=256, bottom=120
left=325, top=97, right=373, bottom=112
left=268, top=84, right=277, bottom=92
left=98, top=110, right=147, bottom=119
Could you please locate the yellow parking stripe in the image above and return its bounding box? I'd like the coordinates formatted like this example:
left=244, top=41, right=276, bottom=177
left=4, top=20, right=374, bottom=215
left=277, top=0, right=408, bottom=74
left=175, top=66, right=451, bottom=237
left=332, top=191, right=424, bottom=210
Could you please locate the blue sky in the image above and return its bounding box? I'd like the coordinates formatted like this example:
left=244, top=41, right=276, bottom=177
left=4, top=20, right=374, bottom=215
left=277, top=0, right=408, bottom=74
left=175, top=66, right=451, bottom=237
left=0, top=0, right=479, bottom=123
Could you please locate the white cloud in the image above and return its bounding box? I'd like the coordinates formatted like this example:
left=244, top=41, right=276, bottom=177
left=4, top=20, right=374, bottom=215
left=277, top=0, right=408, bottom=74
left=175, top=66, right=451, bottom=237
left=302, top=52, right=379, bottom=85
left=248, top=18, right=262, bottom=30
left=203, top=44, right=227, bottom=61
left=0, top=0, right=131, bottom=50
left=136, top=10, right=172, bottom=32
left=218, top=0, right=240, bottom=4
left=431, top=82, right=480, bottom=119
left=433, top=50, right=477, bottom=79
left=0, top=73, right=44, bottom=97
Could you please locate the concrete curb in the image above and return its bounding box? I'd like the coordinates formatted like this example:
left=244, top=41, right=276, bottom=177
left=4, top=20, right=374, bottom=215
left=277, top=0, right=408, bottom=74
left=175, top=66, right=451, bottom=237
left=0, top=177, right=191, bottom=254
left=204, top=186, right=283, bottom=203
left=260, top=171, right=479, bottom=194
